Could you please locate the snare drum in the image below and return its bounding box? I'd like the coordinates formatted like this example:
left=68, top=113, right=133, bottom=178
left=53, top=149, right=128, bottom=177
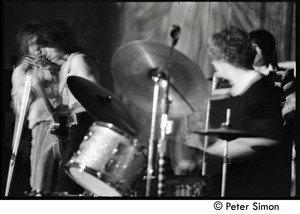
left=65, top=122, right=147, bottom=196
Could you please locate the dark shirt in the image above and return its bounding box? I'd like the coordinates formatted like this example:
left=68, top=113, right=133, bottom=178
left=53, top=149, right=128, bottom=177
left=208, top=76, right=290, bottom=197
left=210, top=76, right=283, bottom=141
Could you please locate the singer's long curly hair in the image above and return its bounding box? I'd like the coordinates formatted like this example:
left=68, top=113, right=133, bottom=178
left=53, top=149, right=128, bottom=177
left=16, top=20, right=44, bottom=56
left=207, top=26, right=256, bottom=70
left=16, top=19, right=82, bottom=56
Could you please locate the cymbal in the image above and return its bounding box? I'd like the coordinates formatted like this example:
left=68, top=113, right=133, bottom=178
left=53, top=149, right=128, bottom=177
left=111, top=40, right=209, bottom=117
left=189, top=126, right=261, bottom=141
left=189, top=126, right=278, bottom=160
left=67, top=76, right=137, bottom=135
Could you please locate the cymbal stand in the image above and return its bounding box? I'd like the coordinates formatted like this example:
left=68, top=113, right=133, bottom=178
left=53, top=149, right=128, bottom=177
left=145, top=75, right=161, bottom=197
left=220, top=108, right=231, bottom=197
left=5, top=74, right=32, bottom=196
left=201, top=99, right=211, bottom=176
left=157, top=25, right=180, bottom=196
left=201, top=75, right=218, bottom=176
left=157, top=76, right=170, bottom=197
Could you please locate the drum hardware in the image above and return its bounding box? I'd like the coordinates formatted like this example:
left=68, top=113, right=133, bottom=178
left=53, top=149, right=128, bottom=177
left=191, top=109, right=263, bottom=197
left=111, top=25, right=210, bottom=197
left=220, top=108, right=231, bottom=197
left=68, top=26, right=210, bottom=196
left=192, top=108, right=232, bottom=197
left=145, top=73, right=160, bottom=197
left=157, top=25, right=181, bottom=197
left=25, top=190, right=97, bottom=197
left=144, top=25, right=183, bottom=196
left=165, top=175, right=210, bottom=197
left=201, top=97, right=211, bottom=177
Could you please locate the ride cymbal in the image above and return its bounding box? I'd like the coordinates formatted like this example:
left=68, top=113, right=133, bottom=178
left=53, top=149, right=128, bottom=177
left=111, top=40, right=209, bottom=117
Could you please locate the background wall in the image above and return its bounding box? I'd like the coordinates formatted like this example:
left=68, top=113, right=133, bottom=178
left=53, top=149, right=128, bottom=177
left=116, top=2, right=296, bottom=79
left=4, top=2, right=296, bottom=86
left=2, top=1, right=296, bottom=197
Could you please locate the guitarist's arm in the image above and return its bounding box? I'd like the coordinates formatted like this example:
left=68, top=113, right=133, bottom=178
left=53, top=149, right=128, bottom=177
left=34, top=81, right=66, bottom=161
left=34, top=81, right=60, bottom=131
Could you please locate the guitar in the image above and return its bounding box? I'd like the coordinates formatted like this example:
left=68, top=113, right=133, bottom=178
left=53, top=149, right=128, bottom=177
left=35, top=81, right=74, bottom=160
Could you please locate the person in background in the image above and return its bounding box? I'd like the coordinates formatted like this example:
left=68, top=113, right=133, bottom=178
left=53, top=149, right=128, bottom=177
left=249, top=29, right=296, bottom=197
left=249, top=29, right=296, bottom=126
left=201, top=26, right=291, bottom=197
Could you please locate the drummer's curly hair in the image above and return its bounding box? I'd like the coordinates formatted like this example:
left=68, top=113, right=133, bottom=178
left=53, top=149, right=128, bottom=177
left=207, top=26, right=256, bottom=70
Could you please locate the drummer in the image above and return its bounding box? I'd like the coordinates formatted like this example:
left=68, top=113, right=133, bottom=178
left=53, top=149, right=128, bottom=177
left=193, top=26, right=290, bottom=197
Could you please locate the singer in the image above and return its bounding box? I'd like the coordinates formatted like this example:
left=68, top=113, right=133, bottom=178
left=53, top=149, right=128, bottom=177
left=10, top=19, right=101, bottom=195
left=11, top=20, right=62, bottom=194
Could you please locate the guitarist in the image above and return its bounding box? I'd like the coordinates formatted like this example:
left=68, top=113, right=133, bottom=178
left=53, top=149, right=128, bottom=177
left=38, top=19, right=100, bottom=195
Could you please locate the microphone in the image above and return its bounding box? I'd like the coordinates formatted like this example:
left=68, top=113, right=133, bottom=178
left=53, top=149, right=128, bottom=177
left=19, top=55, right=36, bottom=72
left=170, top=25, right=181, bottom=46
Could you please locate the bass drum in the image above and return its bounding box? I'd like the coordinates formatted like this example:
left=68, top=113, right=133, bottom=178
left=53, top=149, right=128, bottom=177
left=65, top=122, right=147, bottom=196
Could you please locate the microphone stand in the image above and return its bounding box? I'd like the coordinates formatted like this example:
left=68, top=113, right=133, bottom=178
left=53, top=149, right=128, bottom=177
left=5, top=74, right=32, bottom=196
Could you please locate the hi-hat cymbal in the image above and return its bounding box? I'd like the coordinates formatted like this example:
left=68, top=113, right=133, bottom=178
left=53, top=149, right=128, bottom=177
left=67, top=76, right=137, bottom=135
left=111, top=40, right=209, bottom=117
left=189, top=126, right=277, bottom=160
left=190, top=126, right=261, bottom=141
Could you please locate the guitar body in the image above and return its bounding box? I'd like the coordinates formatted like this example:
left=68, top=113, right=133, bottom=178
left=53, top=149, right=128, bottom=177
left=35, top=81, right=73, bottom=161
left=51, top=105, right=73, bottom=161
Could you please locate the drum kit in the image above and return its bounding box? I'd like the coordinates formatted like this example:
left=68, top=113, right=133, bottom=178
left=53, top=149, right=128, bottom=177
left=5, top=27, right=260, bottom=198
left=61, top=36, right=261, bottom=197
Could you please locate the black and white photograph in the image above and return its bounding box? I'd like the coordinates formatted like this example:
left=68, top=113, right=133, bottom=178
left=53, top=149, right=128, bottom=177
left=2, top=1, right=298, bottom=204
